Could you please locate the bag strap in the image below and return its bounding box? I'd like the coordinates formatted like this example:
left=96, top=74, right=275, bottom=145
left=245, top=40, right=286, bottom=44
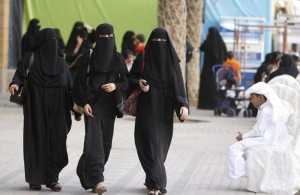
left=87, top=48, right=93, bottom=74
left=86, top=49, right=93, bottom=85
left=141, top=52, right=145, bottom=74
left=25, top=52, right=35, bottom=75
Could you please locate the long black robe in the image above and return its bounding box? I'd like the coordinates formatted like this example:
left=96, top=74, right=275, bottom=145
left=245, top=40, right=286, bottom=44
left=198, top=27, right=227, bottom=109
left=129, top=28, right=188, bottom=193
left=10, top=30, right=72, bottom=185
left=73, top=43, right=128, bottom=190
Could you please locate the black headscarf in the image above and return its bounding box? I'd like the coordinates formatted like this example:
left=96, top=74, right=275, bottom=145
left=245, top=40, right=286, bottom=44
left=65, top=21, right=84, bottom=53
left=21, top=19, right=40, bottom=56
left=254, top=52, right=273, bottom=83
left=121, top=31, right=136, bottom=57
left=205, top=27, right=227, bottom=63
left=30, top=28, right=67, bottom=87
left=91, top=23, right=116, bottom=73
left=269, top=54, right=299, bottom=80
left=54, top=28, right=66, bottom=52
left=143, top=28, right=180, bottom=87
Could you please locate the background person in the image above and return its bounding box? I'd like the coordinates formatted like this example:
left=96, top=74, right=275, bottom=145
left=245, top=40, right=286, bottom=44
left=21, top=18, right=40, bottom=57
left=198, top=27, right=228, bottom=109
left=121, top=30, right=136, bottom=58
left=223, top=51, right=241, bottom=86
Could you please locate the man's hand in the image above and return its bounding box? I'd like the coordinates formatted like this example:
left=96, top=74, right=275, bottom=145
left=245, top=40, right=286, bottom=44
left=235, top=131, right=243, bottom=141
left=83, top=104, right=93, bottom=117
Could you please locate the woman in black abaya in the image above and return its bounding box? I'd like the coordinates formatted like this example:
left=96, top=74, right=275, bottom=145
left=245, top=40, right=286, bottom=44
left=72, top=23, right=128, bottom=194
left=268, top=54, right=299, bottom=81
left=198, top=27, right=227, bottom=109
left=21, top=18, right=40, bottom=57
left=121, top=30, right=136, bottom=58
left=129, top=28, right=188, bottom=195
left=9, top=28, right=72, bottom=191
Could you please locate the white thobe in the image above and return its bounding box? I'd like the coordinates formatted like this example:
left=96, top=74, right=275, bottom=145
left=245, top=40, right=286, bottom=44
left=228, top=101, right=287, bottom=178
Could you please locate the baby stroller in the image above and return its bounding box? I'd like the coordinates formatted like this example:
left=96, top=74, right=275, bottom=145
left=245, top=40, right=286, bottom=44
left=212, top=64, right=250, bottom=117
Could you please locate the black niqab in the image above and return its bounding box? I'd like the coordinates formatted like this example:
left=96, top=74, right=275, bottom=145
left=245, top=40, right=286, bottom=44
left=91, top=23, right=116, bottom=73
left=30, top=28, right=66, bottom=87
left=144, top=28, right=180, bottom=87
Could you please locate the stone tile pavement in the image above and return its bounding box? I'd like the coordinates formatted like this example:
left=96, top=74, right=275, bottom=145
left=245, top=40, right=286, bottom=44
left=0, top=93, right=269, bottom=195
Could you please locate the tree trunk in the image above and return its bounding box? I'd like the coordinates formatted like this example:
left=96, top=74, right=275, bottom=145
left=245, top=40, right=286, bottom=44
left=158, top=0, right=187, bottom=80
left=186, top=0, right=204, bottom=107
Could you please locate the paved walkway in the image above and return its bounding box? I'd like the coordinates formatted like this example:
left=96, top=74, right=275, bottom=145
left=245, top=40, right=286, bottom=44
left=0, top=93, right=267, bottom=195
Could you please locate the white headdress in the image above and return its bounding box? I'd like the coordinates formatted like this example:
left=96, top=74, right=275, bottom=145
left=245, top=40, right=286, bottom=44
left=245, top=82, right=292, bottom=122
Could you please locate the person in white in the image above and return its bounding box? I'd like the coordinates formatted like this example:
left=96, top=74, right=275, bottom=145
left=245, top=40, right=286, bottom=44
left=228, top=82, right=290, bottom=178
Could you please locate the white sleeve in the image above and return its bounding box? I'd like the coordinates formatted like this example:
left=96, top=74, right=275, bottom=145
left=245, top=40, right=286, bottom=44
left=242, top=108, right=271, bottom=139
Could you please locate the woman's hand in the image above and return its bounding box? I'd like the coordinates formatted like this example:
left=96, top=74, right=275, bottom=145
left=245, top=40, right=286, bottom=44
left=101, top=83, right=116, bottom=92
left=179, top=107, right=188, bottom=122
left=83, top=104, right=93, bottom=117
left=139, top=79, right=149, bottom=92
left=9, top=84, right=19, bottom=95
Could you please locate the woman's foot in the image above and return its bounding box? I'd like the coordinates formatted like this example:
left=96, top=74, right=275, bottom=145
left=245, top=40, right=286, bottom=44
left=93, top=182, right=107, bottom=195
left=147, top=189, right=165, bottom=195
left=148, top=190, right=159, bottom=195
left=29, top=184, right=41, bottom=191
left=46, top=182, right=62, bottom=191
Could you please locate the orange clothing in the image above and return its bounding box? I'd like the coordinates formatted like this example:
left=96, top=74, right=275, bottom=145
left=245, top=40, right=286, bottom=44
left=223, top=59, right=241, bottom=73
left=135, top=43, right=145, bottom=53
left=224, top=58, right=241, bottom=85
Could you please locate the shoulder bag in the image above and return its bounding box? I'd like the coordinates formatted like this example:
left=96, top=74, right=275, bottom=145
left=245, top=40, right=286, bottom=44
left=9, top=53, right=34, bottom=105
left=124, top=53, right=145, bottom=116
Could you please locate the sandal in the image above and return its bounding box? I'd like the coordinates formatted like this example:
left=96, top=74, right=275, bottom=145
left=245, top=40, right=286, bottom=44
left=94, top=182, right=107, bottom=195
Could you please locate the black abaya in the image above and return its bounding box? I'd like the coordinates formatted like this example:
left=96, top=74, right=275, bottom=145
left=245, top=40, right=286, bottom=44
left=72, top=23, right=128, bottom=190
left=129, top=28, right=188, bottom=193
left=10, top=29, right=72, bottom=186
left=198, top=27, right=227, bottom=109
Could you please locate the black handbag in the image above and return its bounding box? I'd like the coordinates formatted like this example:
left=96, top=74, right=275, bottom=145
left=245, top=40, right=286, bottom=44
left=9, top=53, right=34, bottom=105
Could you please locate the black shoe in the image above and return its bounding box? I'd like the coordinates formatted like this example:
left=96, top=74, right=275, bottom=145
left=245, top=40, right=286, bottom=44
left=29, top=184, right=41, bottom=191
left=46, top=182, right=62, bottom=191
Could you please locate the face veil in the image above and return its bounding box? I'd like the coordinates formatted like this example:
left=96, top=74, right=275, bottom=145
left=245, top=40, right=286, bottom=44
left=143, top=28, right=180, bottom=86
left=91, top=23, right=116, bottom=73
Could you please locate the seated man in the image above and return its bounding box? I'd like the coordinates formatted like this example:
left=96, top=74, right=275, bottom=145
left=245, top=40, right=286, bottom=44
left=228, top=82, right=290, bottom=178
left=224, top=51, right=241, bottom=85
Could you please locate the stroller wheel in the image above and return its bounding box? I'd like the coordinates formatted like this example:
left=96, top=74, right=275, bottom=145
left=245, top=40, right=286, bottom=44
left=227, top=108, right=235, bottom=117
left=214, top=108, right=218, bottom=116
left=214, top=108, right=221, bottom=116
left=247, top=109, right=253, bottom=117
left=243, top=110, right=249, bottom=118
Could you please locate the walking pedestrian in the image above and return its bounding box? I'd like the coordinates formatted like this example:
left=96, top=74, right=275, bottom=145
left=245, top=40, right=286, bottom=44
left=72, top=23, right=128, bottom=194
left=9, top=28, right=72, bottom=191
left=128, top=28, right=188, bottom=195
